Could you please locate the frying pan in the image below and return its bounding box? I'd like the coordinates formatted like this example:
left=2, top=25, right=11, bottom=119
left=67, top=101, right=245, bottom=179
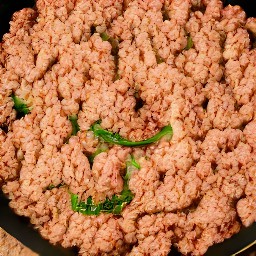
left=0, top=0, right=255, bottom=255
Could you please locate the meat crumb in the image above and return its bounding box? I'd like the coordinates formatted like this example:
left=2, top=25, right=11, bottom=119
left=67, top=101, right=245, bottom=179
left=0, top=0, right=255, bottom=255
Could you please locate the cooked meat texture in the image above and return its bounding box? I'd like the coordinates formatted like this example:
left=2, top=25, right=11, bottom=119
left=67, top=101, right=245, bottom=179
left=0, top=0, right=256, bottom=255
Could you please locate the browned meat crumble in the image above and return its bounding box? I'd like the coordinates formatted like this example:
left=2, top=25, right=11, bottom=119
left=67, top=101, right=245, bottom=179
left=0, top=0, right=255, bottom=255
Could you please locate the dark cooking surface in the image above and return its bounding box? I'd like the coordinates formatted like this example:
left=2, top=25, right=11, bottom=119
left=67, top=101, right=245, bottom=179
left=0, top=192, right=76, bottom=256
left=0, top=0, right=35, bottom=38
left=0, top=0, right=255, bottom=255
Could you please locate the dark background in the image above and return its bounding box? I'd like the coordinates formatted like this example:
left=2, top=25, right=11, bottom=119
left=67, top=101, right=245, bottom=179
left=0, top=0, right=35, bottom=38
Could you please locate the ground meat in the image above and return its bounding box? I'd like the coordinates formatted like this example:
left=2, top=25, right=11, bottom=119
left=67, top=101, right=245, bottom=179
left=92, top=146, right=131, bottom=201
left=0, top=0, right=255, bottom=256
left=61, top=136, right=92, bottom=195
left=236, top=122, right=256, bottom=226
left=0, top=131, right=19, bottom=186
left=175, top=189, right=241, bottom=256
left=128, top=213, right=175, bottom=256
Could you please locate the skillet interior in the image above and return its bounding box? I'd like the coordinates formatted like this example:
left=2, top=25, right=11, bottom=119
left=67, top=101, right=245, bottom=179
left=0, top=0, right=255, bottom=255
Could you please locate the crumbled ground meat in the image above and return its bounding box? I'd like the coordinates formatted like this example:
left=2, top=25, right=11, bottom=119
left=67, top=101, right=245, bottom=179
left=0, top=0, right=255, bottom=255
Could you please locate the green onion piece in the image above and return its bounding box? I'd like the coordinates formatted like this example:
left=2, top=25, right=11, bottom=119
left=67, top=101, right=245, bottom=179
left=100, top=32, right=119, bottom=56
left=71, top=194, right=79, bottom=211
left=90, top=121, right=173, bottom=147
left=69, top=115, right=80, bottom=136
left=78, top=196, right=102, bottom=215
left=123, top=155, right=140, bottom=191
left=70, top=191, right=132, bottom=216
left=130, top=155, right=141, bottom=169
left=185, top=36, right=194, bottom=50
left=70, top=155, right=138, bottom=215
left=11, top=95, right=31, bottom=118
left=100, top=32, right=110, bottom=41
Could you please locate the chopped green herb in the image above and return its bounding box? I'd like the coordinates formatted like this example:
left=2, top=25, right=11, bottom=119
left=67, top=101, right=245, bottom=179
left=70, top=190, right=133, bottom=215
left=69, top=115, right=80, bottom=136
left=100, top=32, right=110, bottom=41
left=102, top=196, right=121, bottom=214
left=71, top=193, right=79, bottom=210
left=90, top=121, right=173, bottom=147
left=100, top=32, right=119, bottom=60
left=127, top=155, right=141, bottom=170
left=100, top=32, right=119, bottom=54
left=77, top=196, right=102, bottom=215
left=70, top=156, right=138, bottom=215
left=184, top=36, right=194, bottom=50
left=123, top=155, right=140, bottom=193
left=11, top=95, right=31, bottom=118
